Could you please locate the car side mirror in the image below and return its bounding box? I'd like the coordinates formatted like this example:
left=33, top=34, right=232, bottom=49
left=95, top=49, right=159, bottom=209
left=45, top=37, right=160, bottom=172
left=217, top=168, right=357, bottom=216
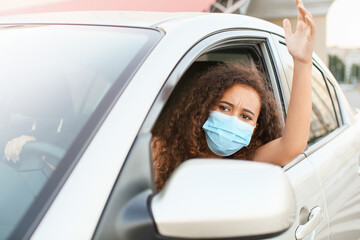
left=150, top=159, right=296, bottom=239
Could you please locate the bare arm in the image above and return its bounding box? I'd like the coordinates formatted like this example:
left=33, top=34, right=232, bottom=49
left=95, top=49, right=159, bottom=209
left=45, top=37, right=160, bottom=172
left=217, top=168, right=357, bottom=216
left=253, top=0, right=315, bottom=166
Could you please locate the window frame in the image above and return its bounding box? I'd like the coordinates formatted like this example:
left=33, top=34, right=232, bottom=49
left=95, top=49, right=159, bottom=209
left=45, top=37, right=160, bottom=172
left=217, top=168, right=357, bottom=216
left=141, top=30, right=291, bottom=179
left=271, top=35, right=347, bottom=159
left=308, top=63, right=340, bottom=144
left=325, top=77, right=343, bottom=126
left=141, top=30, right=287, bottom=135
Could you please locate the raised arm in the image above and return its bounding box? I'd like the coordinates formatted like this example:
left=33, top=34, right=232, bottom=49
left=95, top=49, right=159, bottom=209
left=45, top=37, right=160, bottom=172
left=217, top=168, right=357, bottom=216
left=253, top=0, right=315, bottom=166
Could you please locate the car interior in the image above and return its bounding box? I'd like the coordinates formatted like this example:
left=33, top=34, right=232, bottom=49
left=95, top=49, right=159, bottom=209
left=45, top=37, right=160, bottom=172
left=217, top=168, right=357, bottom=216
left=0, top=66, right=113, bottom=239
left=151, top=45, right=271, bottom=140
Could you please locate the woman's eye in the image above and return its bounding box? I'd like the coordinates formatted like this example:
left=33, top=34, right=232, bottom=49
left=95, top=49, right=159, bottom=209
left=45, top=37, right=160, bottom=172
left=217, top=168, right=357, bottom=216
left=242, top=114, right=251, bottom=120
left=219, top=105, right=230, bottom=112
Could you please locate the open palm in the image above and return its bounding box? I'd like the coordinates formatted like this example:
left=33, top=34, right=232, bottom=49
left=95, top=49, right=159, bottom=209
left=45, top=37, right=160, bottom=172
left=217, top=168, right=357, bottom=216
left=283, top=0, right=316, bottom=64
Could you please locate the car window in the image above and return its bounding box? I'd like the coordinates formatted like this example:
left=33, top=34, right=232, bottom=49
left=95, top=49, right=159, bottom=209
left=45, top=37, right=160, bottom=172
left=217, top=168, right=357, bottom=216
left=276, top=42, right=295, bottom=88
left=151, top=43, right=284, bottom=191
left=326, top=78, right=342, bottom=125
left=157, top=47, right=267, bottom=115
left=0, top=25, right=161, bottom=239
left=276, top=41, right=339, bottom=145
left=309, top=67, right=338, bottom=143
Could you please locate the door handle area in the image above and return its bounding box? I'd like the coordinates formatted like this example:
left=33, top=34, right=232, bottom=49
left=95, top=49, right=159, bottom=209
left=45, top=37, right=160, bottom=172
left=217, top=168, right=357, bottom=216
left=295, top=207, right=323, bottom=240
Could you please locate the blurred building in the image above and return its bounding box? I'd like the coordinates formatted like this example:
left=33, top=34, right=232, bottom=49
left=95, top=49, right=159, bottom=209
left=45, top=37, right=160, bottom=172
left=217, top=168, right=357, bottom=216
left=328, top=47, right=360, bottom=83
left=207, top=0, right=334, bottom=65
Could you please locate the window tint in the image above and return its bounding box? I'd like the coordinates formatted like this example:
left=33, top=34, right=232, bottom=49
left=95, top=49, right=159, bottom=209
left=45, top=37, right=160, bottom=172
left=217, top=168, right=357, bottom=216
left=326, top=78, right=342, bottom=125
left=309, top=67, right=338, bottom=144
left=276, top=41, right=338, bottom=145
left=276, top=42, right=294, bottom=85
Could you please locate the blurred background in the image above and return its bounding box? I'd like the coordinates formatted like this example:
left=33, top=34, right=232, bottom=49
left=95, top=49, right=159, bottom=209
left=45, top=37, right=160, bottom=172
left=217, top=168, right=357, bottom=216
left=0, top=0, right=358, bottom=109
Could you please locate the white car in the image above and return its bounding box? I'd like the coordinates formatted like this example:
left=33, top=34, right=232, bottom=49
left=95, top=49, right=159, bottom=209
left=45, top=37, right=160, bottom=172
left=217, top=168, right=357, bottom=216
left=0, top=11, right=359, bottom=240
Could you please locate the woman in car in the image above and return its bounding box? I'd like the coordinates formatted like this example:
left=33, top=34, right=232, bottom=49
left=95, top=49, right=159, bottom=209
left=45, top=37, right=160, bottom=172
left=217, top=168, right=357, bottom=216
left=152, top=0, right=315, bottom=191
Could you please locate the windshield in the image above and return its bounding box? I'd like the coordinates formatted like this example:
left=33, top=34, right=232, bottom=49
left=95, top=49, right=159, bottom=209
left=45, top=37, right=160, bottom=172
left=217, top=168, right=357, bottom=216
left=0, top=24, right=161, bottom=239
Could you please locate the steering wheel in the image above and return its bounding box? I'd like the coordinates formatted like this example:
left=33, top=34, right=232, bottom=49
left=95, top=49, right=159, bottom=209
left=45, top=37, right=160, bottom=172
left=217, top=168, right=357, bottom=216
left=19, top=141, right=65, bottom=173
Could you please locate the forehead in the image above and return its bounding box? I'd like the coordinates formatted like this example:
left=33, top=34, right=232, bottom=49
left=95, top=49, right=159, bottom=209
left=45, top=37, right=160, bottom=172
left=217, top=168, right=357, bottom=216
left=221, top=84, right=260, bottom=102
left=220, top=84, right=261, bottom=113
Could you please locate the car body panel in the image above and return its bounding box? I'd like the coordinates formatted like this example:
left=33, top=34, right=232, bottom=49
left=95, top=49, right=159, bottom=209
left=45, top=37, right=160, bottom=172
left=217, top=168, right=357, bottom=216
left=306, top=125, right=360, bottom=239
left=0, top=11, right=203, bottom=28
left=280, top=155, right=329, bottom=240
left=0, top=11, right=285, bottom=36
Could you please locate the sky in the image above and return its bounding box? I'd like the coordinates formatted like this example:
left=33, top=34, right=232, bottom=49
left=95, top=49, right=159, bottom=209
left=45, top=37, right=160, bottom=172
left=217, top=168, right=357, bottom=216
left=327, top=0, right=360, bottom=48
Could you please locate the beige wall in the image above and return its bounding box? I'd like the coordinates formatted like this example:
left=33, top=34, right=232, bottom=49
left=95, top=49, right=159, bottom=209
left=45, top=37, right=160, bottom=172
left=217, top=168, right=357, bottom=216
left=268, top=15, right=327, bottom=66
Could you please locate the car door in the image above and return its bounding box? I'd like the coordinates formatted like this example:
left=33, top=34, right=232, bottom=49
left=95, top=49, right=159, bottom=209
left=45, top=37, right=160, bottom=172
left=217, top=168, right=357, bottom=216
left=305, top=66, right=360, bottom=238
left=92, top=29, right=329, bottom=240
left=272, top=34, right=360, bottom=239
left=269, top=34, right=330, bottom=240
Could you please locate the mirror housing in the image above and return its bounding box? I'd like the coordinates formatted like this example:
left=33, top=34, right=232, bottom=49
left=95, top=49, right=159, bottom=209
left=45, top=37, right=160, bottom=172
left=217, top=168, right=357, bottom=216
left=151, top=159, right=296, bottom=239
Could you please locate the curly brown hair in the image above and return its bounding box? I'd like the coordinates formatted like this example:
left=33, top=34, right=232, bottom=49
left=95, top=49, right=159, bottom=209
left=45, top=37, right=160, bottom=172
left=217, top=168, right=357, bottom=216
left=152, top=63, right=282, bottom=191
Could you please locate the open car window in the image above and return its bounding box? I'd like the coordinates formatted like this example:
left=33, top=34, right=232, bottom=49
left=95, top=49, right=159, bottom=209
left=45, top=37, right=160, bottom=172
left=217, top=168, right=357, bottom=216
left=155, top=45, right=269, bottom=119
left=151, top=44, right=279, bottom=189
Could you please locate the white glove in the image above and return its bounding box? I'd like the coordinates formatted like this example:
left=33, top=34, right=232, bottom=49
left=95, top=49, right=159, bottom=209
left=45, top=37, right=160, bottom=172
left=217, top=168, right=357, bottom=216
left=4, top=135, right=36, bottom=163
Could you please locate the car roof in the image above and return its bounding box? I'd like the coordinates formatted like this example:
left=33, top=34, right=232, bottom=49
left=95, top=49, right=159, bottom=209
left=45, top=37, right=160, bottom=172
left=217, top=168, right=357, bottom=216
left=0, top=11, right=285, bottom=36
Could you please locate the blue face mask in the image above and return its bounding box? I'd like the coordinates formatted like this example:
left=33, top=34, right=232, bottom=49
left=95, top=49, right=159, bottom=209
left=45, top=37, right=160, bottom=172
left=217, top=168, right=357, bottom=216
left=202, top=111, right=255, bottom=157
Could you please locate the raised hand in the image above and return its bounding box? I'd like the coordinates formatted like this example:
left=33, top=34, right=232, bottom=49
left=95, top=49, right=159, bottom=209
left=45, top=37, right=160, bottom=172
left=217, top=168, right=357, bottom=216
left=254, top=0, right=315, bottom=166
left=283, top=0, right=316, bottom=64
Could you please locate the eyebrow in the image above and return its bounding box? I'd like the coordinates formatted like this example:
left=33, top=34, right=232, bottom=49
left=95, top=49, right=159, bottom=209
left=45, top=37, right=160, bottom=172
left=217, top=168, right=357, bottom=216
left=219, top=100, right=255, bottom=116
left=243, top=109, right=255, bottom=117
left=219, top=100, right=234, bottom=107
